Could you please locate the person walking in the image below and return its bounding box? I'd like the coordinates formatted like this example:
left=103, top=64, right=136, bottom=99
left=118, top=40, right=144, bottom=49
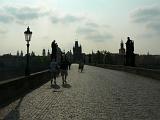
left=78, top=60, right=84, bottom=72
left=50, top=59, right=59, bottom=85
left=60, top=57, right=69, bottom=85
left=68, top=61, right=72, bottom=70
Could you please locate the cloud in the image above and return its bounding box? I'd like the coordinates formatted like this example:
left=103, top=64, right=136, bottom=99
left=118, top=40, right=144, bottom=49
left=131, top=6, right=160, bottom=23
left=76, top=26, right=113, bottom=42
left=0, top=13, right=13, bottom=23
left=63, top=15, right=84, bottom=23
left=0, top=4, right=85, bottom=25
left=131, top=5, right=160, bottom=33
left=0, top=28, right=7, bottom=34
left=85, top=32, right=113, bottom=42
left=50, top=14, right=85, bottom=24
left=85, top=22, right=110, bottom=29
left=77, top=27, right=96, bottom=34
left=50, top=16, right=59, bottom=24
left=0, top=5, right=49, bottom=24
left=85, top=22, right=99, bottom=28
left=147, top=22, right=160, bottom=32
left=4, top=6, right=49, bottom=21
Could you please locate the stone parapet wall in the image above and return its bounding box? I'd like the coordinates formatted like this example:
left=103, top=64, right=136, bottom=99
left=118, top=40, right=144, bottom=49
left=88, top=64, right=160, bottom=80
left=0, top=70, right=50, bottom=107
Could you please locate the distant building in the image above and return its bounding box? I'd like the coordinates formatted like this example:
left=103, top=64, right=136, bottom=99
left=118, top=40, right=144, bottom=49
left=119, top=40, right=125, bottom=55
left=2, top=53, right=12, bottom=57
left=73, top=41, right=82, bottom=62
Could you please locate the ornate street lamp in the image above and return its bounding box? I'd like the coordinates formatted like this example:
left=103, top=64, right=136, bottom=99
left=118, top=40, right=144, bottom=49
left=24, top=26, right=32, bottom=76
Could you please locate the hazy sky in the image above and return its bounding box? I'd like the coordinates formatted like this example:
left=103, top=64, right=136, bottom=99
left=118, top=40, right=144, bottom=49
left=0, top=0, right=160, bottom=55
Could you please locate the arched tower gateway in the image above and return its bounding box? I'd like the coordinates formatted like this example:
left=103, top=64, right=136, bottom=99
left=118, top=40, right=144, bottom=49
left=73, top=41, right=82, bottom=63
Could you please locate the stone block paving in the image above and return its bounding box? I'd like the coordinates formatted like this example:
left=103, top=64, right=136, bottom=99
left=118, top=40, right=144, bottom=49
left=0, top=64, right=160, bottom=120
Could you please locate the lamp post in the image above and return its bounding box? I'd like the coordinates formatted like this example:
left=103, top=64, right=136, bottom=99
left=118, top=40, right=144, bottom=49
left=24, top=26, right=32, bottom=76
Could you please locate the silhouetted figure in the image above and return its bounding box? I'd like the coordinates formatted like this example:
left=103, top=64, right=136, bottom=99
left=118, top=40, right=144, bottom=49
left=60, top=56, right=68, bottom=85
left=78, top=60, right=84, bottom=72
left=68, top=61, right=71, bottom=70
left=125, top=37, right=135, bottom=66
left=42, top=49, right=46, bottom=57
left=47, top=50, right=50, bottom=57
left=50, top=59, right=59, bottom=85
left=17, top=50, right=19, bottom=56
left=51, top=40, right=57, bottom=61
left=20, top=50, right=23, bottom=57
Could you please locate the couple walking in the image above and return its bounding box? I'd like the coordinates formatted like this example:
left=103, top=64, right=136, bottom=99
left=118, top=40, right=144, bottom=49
left=50, top=57, right=68, bottom=86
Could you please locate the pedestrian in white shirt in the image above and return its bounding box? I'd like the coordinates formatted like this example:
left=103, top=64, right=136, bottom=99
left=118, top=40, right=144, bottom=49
left=50, top=59, right=59, bottom=85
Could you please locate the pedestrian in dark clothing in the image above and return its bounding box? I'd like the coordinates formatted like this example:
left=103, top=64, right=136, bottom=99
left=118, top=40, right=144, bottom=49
left=60, top=58, right=68, bottom=85
left=68, top=61, right=71, bottom=70
left=78, top=61, right=84, bottom=72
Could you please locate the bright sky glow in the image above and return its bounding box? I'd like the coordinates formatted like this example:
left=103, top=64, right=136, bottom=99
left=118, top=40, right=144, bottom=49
left=0, top=0, right=160, bottom=55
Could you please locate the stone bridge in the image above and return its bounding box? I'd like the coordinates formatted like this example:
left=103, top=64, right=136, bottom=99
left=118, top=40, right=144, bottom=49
left=0, top=64, right=160, bottom=120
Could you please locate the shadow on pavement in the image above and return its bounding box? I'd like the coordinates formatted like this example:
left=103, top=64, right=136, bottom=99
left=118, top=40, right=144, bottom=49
left=78, top=70, right=85, bottom=73
left=62, top=83, right=72, bottom=88
left=53, top=90, right=62, bottom=92
left=3, top=95, right=25, bottom=120
left=51, top=84, right=60, bottom=89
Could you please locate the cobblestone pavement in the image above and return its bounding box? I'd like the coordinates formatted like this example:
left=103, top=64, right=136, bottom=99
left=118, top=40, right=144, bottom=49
left=0, top=64, right=160, bottom=120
